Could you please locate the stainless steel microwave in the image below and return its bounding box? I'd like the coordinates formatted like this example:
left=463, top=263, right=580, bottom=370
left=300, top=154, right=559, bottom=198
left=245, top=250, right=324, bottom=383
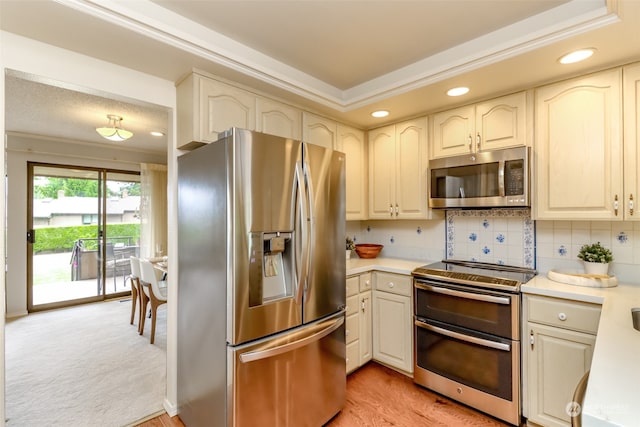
left=429, top=146, right=530, bottom=209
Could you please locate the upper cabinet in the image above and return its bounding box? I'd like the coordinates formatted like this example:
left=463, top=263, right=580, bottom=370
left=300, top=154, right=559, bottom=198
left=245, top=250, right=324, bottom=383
left=431, top=91, right=528, bottom=158
left=623, top=63, right=640, bottom=221
left=177, top=73, right=255, bottom=150
left=534, top=69, right=623, bottom=220
left=368, top=118, right=430, bottom=220
left=303, top=112, right=337, bottom=149
left=339, top=125, right=368, bottom=221
left=256, top=97, right=301, bottom=140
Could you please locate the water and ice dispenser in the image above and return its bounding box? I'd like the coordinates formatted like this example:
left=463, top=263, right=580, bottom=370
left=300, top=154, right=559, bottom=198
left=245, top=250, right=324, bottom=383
left=248, top=231, right=294, bottom=306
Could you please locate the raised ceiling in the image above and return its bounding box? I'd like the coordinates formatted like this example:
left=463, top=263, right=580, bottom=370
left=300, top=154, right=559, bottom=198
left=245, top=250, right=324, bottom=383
left=3, top=0, right=640, bottom=152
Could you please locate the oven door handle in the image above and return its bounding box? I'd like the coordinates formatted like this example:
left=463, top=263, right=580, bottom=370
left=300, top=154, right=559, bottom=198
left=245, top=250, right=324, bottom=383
left=415, top=282, right=511, bottom=305
left=415, top=319, right=511, bottom=352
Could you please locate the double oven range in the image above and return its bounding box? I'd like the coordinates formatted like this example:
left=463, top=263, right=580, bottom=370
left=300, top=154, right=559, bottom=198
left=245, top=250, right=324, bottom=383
left=412, top=260, right=535, bottom=426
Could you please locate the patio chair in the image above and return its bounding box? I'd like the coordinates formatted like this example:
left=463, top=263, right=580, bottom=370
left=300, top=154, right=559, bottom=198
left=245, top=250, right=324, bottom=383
left=138, top=259, right=167, bottom=344
left=105, top=243, right=130, bottom=291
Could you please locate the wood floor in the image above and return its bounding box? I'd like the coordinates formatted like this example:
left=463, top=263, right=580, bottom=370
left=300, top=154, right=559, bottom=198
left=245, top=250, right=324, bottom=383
left=136, top=362, right=509, bottom=427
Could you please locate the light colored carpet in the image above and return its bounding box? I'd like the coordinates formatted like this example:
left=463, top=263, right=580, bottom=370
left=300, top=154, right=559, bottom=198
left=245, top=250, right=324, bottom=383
left=5, top=299, right=166, bottom=427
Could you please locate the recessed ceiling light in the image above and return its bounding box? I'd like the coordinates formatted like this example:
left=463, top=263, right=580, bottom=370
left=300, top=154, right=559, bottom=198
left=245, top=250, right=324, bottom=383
left=447, top=87, right=470, bottom=97
left=371, top=110, right=389, bottom=118
left=559, top=48, right=595, bottom=64
left=150, top=131, right=165, bottom=137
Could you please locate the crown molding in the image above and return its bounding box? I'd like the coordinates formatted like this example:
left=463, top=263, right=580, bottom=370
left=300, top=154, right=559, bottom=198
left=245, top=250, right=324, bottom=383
left=57, top=0, right=617, bottom=112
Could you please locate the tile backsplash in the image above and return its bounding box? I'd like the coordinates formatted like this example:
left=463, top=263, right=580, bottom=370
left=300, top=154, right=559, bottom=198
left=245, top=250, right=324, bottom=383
left=446, top=208, right=534, bottom=268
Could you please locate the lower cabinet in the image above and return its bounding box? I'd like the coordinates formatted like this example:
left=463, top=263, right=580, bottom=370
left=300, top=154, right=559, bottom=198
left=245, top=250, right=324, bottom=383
left=524, top=294, right=601, bottom=427
left=345, top=273, right=372, bottom=373
left=372, top=272, right=413, bottom=374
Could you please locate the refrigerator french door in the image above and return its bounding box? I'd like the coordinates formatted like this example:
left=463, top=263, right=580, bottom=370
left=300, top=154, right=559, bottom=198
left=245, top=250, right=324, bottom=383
left=177, top=128, right=346, bottom=427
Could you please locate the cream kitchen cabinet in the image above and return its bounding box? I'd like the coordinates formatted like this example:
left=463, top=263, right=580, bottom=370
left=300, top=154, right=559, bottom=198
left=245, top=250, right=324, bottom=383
left=303, top=112, right=337, bottom=149
left=372, top=271, right=413, bottom=374
left=346, top=272, right=373, bottom=374
left=368, top=118, right=428, bottom=220
left=523, top=294, right=601, bottom=427
left=431, top=91, right=527, bottom=158
left=534, top=68, right=623, bottom=220
left=339, top=125, right=368, bottom=220
left=255, top=97, right=301, bottom=140
left=176, top=73, right=256, bottom=150
left=623, top=62, right=640, bottom=220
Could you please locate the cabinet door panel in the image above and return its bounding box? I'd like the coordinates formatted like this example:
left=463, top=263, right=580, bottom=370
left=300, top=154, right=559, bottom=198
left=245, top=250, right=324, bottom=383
left=359, top=291, right=372, bottom=365
left=200, top=78, right=255, bottom=141
left=303, top=112, right=337, bottom=149
left=623, top=63, right=640, bottom=220
left=368, top=126, right=396, bottom=219
left=476, top=92, right=526, bottom=151
left=431, top=105, right=475, bottom=158
left=396, top=120, right=426, bottom=218
left=373, top=290, right=412, bottom=373
left=256, top=97, right=301, bottom=140
left=528, top=323, right=595, bottom=427
left=535, top=69, right=622, bottom=219
left=340, top=126, right=367, bottom=220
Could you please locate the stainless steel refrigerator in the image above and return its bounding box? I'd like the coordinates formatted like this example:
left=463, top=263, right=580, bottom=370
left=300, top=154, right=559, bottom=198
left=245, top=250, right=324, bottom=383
left=177, top=128, right=346, bottom=427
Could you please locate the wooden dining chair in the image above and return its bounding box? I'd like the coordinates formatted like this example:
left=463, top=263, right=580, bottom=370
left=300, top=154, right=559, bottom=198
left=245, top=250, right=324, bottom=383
left=127, top=256, right=143, bottom=331
left=138, top=259, right=167, bottom=344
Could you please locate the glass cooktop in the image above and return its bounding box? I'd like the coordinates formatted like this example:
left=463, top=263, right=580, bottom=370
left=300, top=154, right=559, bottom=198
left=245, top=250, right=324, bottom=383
left=411, top=259, right=537, bottom=292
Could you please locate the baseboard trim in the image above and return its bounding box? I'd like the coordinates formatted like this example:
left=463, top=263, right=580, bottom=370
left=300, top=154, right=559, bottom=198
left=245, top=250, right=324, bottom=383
left=164, top=398, right=179, bottom=417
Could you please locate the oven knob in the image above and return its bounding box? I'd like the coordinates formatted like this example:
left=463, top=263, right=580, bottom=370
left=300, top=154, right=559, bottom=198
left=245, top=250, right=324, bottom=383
left=456, top=387, right=463, bottom=394
left=558, top=312, right=567, bottom=321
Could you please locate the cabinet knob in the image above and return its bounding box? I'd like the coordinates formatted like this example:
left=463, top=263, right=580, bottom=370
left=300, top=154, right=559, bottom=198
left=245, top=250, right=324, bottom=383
left=388, top=282, right=395, bottom=288
left=346, top=330, right=350, bottom=336
left=630, top=194, right=634, bottom=216
left=558, top=312, right=567, bottom=321
left=476, top=132, right=481, bottom=150
left=614, top=194, right=619, bottom=216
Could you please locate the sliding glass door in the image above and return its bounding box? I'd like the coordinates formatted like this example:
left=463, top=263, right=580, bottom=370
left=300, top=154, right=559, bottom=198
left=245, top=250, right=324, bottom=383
left=27, top=163, right=141, bottom=312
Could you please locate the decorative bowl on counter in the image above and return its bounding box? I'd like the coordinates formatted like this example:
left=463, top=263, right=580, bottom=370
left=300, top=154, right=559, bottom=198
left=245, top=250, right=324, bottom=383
left=354, top=244, right=384, bottom=259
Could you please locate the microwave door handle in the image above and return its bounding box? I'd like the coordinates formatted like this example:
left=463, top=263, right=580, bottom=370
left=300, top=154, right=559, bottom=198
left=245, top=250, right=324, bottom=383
left=498, top=160, right=506, bottom=197
left=415, top=320, right=511, bottom=352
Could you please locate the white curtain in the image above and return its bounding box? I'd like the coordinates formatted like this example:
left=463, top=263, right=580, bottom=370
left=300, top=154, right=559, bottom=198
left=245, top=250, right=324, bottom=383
left=140, top=163, right=168, bottom=259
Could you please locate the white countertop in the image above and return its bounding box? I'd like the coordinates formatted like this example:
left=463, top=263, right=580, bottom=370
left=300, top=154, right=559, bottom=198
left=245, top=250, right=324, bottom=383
left=346, top=257, right=427, bottom=276
left=523, top=275, right=640, bottom=427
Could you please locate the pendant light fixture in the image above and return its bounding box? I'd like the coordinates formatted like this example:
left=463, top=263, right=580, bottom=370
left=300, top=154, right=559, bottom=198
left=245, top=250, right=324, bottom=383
left=96, top=114, right=133, bottom=142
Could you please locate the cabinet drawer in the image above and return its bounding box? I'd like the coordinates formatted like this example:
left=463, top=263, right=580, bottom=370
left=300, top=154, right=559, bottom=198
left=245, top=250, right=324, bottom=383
left=346, top=312, right=360, bottom=344
left=374, top=272, right=412, bottom=297
left=346, top=341, right=359, bottom=374
left=346, top=294, right=359, bottom=316
left=346, top=276, right=359, bottom=297
left=527, top=295, right=601, bottom=335
left=359, top=272, right=372, bottom=292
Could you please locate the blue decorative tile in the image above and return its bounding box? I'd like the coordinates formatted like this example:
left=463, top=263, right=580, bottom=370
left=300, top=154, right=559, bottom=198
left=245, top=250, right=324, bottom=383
left=483, top=219, right=490, bottom=228
left=416, top=226, right=422, bottom=235
left=482, top=246, right=491, bottom=255
left=469, top=232, right=477, bottom=242
left=558, top=245, right=568, bottom=256
left=617, top=231, right=628, bottom=244
left=390, top=236, right=395, bottom=244
left=496, top=233, right=505, bottom=243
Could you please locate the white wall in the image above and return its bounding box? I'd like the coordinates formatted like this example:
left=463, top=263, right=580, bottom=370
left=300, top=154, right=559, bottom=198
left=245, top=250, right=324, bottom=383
left=1, top=31, right=179, bottom=423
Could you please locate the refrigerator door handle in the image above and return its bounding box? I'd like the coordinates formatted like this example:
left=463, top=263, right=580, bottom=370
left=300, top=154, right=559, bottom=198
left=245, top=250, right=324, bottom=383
left=303, top=161, right=315, bottom=301
left=239, top=316, right=344, bottom=363
left=295, top=161, right=310, bottom=305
